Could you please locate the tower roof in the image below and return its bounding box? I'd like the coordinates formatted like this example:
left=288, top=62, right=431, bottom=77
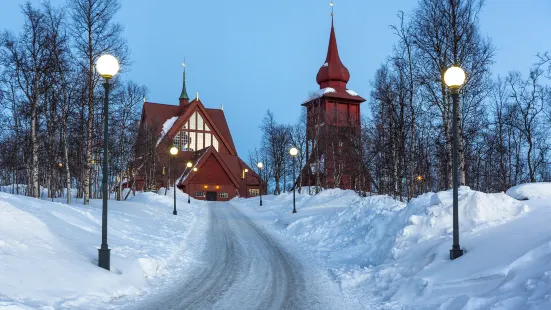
left=316, top=17, right=350, bottom=90
left=179, top=69, right=189, bottom=100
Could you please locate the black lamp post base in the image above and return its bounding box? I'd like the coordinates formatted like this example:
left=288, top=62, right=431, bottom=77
left=292, top=209, right=297, bottom=213
left=450, top=247, right=464, bottom=260
left=98, top=248, right=111, bottom=270
left=173, top=210, right=178, bottom=215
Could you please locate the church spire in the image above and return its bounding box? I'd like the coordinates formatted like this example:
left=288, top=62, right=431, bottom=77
left=179, top=62, right=189, bottom=101
left=315, top=6, right=350, bottom=90
left=179, top=61, right=190, bottom=111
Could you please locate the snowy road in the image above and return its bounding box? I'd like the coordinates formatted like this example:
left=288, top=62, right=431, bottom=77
left=129, top=202, right=354, bottom=310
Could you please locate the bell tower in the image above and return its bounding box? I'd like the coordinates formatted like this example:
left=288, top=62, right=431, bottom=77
left=301, top=15, right=366, bottom=190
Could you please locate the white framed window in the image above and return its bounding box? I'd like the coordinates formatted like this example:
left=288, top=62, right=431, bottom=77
left=213, top=136, right=219, bottom=152
left=173, top=132, right=180, bottom=149
left=183, top=121, right=188, bottom=129
left=189, top=132, right=196, bottom=151
left=182, top=133, right=189, bottom=149
left=218, top=192, right=228, bottom=198
left=195, top=191, right=205, bottom=197
left=249, top=189, right=259, bottom=196
left=197, top=113, right=204, bottom=131
left=205, top=133, right=212, bottom=148
left=205, top=124, right=210, bottom=131
left=190, top=112, right=197, bottom=130
left=197, top=133, right=204, bottom=150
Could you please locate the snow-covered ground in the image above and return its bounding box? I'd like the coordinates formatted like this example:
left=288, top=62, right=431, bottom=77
left=3, top=184, right=551, bottom=309
left=506, top=182, right=551, bottom=200
left=0, top=189, right=208, bottom=309
left=232, top=186, right=551, bottom=309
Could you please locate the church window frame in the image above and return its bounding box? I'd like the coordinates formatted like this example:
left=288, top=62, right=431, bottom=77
left=173, top=132, right=181, bottom=149
left=218, top=192, right=229, bottom=199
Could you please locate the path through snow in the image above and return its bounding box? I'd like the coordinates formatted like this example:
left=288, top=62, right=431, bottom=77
left=126, top=202, right=367, bottom=310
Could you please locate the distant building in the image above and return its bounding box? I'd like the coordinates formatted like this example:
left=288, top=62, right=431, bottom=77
left=134, top=69, right=261, bottom=201
left=301, top=16, right=370, bottom=191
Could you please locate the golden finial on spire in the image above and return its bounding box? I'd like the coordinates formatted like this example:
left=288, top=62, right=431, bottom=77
left=330, top=1, right=334, bottom=17
left=196, top=91, right=199, bottom=101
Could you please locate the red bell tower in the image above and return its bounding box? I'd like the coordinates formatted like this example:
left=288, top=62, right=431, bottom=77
left=301, top=16, right=366, bottom=190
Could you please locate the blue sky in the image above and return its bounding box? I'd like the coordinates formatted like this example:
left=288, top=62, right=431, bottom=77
left=1, top=0, right=550, bottom=157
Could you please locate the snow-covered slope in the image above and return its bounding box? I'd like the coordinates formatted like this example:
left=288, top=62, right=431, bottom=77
left=232, top=186, right=551, bottom=309
left=506, top=182, right=551, bottom=200
left=0, top=190, right=207, bottom=309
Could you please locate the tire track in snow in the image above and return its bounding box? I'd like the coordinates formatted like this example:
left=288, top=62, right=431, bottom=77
left=132, top=202, right=322, bottom=310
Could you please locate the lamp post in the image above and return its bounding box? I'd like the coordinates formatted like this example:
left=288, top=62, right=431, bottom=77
left=289, top=147, right=298, bottom=213
left=192, top=167, right=198, bottom=199
left=257, top=162, right=263, bottom=206
left=56, top=162, right=63, bottom=201
left=242, top=168, right=249, bottom=198
left=444, top=65, right=466, bottom=260
left=170, top=147, right=178, bottom=215
left=96, top=54, right=120, bottom=271
left=186, top=161, right=192, bottom=204
left=416, top=175, right=424, bottom=195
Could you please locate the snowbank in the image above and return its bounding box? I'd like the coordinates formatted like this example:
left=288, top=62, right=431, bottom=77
left=232, top=187, right=551, bottom=309
left=506, top=182, right=551, bottom=200
left=0, top=190, right=208, bottom=309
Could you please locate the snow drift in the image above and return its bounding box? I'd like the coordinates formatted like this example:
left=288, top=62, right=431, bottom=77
left=506, top=182, right=551, bottom=200
left=0, top=190, right=207, bottom=309
left=232, top=186, right=551, bottom=309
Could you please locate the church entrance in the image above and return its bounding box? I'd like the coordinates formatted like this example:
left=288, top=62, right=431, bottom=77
left=206, top=191, right=217, bottom=201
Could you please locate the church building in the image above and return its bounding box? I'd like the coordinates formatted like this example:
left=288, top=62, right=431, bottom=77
left=301, top=16, right=370, bottom=191
left=135, top=69, right=262, bottom=201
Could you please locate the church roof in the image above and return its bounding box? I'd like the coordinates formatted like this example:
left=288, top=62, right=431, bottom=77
left=141, top=100, right=237, bottom=153
left=316, top=17, right=350, bottom=90
left=176, top=146, right=257, bottom=190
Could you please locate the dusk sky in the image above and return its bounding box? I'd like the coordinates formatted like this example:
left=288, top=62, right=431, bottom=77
left=1, top=0, right=550, bottom=157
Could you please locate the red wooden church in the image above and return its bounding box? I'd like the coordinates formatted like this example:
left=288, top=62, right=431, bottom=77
left=135, top=69, right=261, bottom=201
left=301, top=16, right=370, bottom=191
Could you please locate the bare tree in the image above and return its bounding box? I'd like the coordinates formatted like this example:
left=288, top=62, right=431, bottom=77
left=70, top=0, right=127, bottom=204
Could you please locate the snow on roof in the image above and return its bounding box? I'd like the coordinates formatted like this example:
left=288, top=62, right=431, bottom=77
left=346, top=89, right=359, bottom=96
left=305, top=87, right=336, bottom=103
left=156, top=116, right=179, bottom=146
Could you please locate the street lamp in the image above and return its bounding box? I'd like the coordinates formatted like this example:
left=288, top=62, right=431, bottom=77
left=193, top=167, right=198, bottom=200
left=257, top=162, right=263, bottom=206
left=186, top=161, right=193, bottom=204
left=170, top=147, right=178, bottom=215
left=416, top=175, right=424, bottom=195
left=242, top=168, right=249, bottom=198
left=95, top=53, right=120, bottom=271
left=444, top=65, right=466, bottom=260
left=289, top=147, right=298, bottom=213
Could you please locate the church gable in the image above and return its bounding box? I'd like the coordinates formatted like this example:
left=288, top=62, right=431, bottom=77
left=193, top=154, right=234, bottom=186
left=161, top=101, right=235, bottom=155
left=172, top=108, right=221, bottom=153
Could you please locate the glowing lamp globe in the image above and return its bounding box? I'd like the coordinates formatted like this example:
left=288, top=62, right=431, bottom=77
left=193, top=167, right=198, bottom=172
left=186, top=162, right=193, bottom=168
left=245, top=169, right=249, bottom=173
left=289, top=147, right=298, bottom=157
left=444, top=66, right=466, bottom=88
left=257, top=162, right=263, bottom=169
left=169, top=147, right=178, bottom=155
left=96, top=54, right=120, bottom=78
